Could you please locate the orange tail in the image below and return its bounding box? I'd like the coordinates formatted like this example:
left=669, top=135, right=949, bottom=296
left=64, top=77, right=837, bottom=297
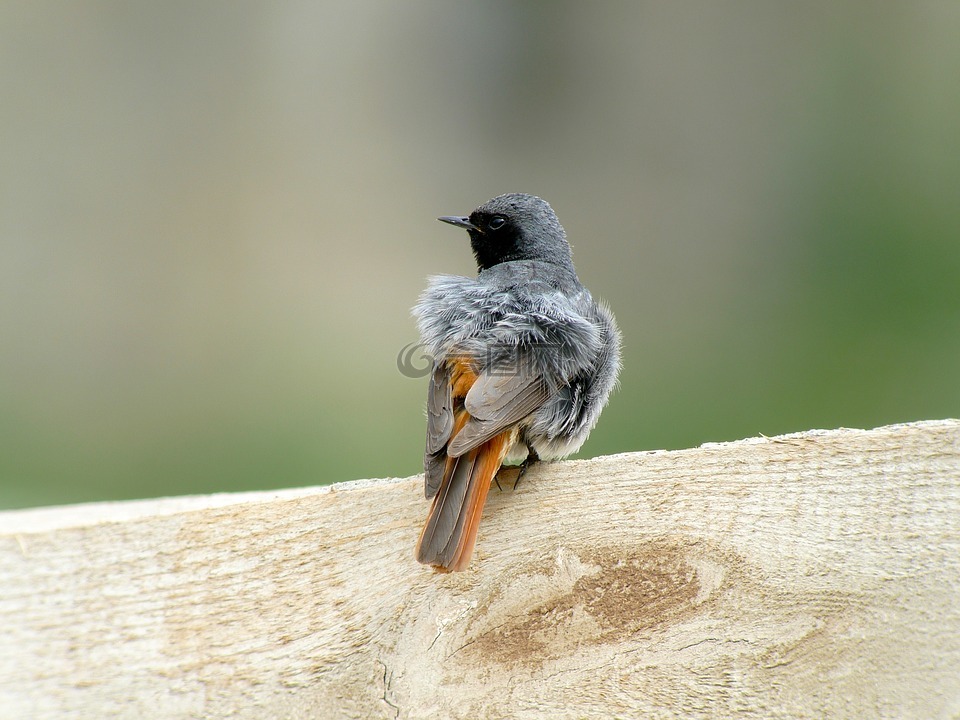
left=416, top=422, right=514, bottom=572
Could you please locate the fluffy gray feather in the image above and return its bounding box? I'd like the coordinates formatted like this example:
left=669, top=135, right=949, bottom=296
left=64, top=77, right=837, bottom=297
left=414, top=193, right=621, bottom=463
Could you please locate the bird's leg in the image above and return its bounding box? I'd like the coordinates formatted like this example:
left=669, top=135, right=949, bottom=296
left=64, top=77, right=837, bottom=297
left=493, top=446, right=540, bottom=491
left=513, top=446, right=540, bottom=490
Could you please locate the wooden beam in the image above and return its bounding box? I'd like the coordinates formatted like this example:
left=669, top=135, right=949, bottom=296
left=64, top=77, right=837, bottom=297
left=1, top=420, right=958, bottom=719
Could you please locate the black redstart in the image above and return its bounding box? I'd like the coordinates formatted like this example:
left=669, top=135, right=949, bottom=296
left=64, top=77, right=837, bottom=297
left=413, top=193, right=621, bottom=571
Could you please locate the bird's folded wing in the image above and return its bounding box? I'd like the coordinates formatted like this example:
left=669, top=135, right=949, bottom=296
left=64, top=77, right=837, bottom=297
left=424, top=363, right=454, bottom=499
left=447, top=368, right=549, bottom=457
left=426, top=363, right=453, bottom=453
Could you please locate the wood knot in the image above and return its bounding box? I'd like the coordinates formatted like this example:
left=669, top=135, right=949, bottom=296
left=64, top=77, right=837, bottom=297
left=462, top=539, right=722, bottom=666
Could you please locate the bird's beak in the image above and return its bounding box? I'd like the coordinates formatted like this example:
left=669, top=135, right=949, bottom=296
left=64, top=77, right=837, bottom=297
left=438, top=216, right=480, bottom=232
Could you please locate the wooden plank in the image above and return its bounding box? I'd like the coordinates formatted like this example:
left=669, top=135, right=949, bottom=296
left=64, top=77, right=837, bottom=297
left=1, top=420, right=958, bottom=719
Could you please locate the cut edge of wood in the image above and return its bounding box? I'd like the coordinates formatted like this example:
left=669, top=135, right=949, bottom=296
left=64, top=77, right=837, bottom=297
left=0, top=475, right=406, bottom=534
left=2, top=418, right=956, bottom=534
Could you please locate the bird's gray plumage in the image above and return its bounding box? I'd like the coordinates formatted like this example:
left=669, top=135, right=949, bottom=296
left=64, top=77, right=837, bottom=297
left=414, top=193, right=621, bottom=473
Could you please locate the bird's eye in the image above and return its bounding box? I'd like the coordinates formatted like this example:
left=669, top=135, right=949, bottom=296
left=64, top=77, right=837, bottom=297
left=488, top=216, right=506, bottom=230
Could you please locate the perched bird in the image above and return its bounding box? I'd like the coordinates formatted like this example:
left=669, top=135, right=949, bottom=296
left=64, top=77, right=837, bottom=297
left=413, top=193, right=621, bottom=571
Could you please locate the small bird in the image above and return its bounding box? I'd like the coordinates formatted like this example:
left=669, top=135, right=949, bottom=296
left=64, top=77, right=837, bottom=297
left=413, top=193, right=621, bottom=572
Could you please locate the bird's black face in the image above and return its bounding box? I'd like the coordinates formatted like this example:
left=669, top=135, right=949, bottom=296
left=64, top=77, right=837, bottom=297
left=464, top=211, right=523, bottom=270
left=438, top=211, right=523, bottom=269
left=438, top=193, right=574, bottom=273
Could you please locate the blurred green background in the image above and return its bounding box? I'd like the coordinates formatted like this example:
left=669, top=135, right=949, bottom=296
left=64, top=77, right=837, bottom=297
left=2, top=2, right=958, bottom=510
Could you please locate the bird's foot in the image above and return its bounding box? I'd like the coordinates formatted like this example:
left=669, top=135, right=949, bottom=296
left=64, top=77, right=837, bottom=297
left=513, top=449, right=540, bottom=490
left=493, top=449, right=541, bottom=491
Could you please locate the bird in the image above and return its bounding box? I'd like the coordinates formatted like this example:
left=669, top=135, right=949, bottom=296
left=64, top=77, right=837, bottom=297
left=413, top=193, right=621, bottom=572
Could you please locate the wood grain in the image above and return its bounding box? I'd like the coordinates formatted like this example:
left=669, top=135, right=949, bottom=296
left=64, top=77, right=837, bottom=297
left=1, top=420, right=958, bottom=719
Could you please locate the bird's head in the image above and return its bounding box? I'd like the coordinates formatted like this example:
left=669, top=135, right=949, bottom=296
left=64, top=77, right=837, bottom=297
left=439, top=193, right=573, bottom=272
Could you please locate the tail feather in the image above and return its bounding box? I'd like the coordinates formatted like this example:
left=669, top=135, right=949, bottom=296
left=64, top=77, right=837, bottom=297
left=416, top=427, right=514, bottom=572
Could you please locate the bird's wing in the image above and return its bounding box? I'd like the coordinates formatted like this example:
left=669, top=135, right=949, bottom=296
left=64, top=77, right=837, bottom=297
left=424, top=362, right=454, bottom=499
left=426, top=362, right=454, bottom=453
left=446, top=365, right=550, bottom=457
